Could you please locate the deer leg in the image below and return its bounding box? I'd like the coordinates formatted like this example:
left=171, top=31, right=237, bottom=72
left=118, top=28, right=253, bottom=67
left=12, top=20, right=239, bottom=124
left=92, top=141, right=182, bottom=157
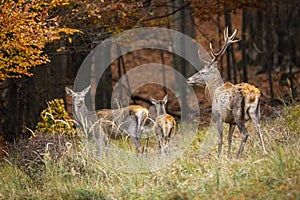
left=249, top=111, right=268, bottom=155
left=155, top=127, right=164, bottom=154
left=158, top=135, right=164, bottom=154
left=211, top=113, right=224, bottom=158
left=98, top=132, right=108, bottom=159
left=93, top=126, right=108, bottom=160
left=236, top=121, right=248, bottom=159
left=216, top=118, right=224, bottom=158
left=227, top=124, right=235, bottom=159
left=130, top=136, right=144, bottom=153
left=157, top=136, right=164, bottom=154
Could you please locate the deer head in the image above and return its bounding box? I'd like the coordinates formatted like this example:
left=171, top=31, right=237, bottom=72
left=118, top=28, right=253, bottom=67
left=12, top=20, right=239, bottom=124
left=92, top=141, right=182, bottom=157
left=65, top=85, right=91, bottom=108
left=149, top=94, right=168, bottom=116
left=187, top=27, right=240, bottom=85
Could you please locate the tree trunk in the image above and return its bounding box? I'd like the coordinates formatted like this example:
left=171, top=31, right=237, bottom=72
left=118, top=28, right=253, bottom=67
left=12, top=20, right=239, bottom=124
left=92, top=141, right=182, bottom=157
left=262, top=1, right=274, bottom=105
left=241, top=9, right=248, bottom=82
left=160, top=51, right=168, bottom=95
left=2, top=80, right=18, bottom=142
left=217, top=2, right=224, bottom=77
left=287, top=2, right=297, bottom=100
left=171, top=0, right=196, bottom=120
left=225, top=10, right=232, bottom=82
left=95, top=43, right=113, bottom=109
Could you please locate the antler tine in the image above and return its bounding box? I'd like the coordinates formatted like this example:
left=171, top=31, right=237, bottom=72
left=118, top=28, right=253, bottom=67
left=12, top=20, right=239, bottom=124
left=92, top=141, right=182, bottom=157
left=227, top=28, right=241, bottom=44
left=209, top=42, right=217, bottom=62
left=210, top=27, right=240, bottom=63
left=229, top=28, right=237, bottom=40
left=224, top=26, right=228, bottom=43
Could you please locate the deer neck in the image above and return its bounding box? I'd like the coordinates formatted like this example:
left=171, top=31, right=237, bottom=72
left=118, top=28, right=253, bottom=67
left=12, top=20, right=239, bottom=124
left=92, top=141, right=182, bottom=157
left=74, top=104, right=91, bottom=121
left=206, top=71, right=224, bottom=102
left=156, top=106, right=166, bottom=116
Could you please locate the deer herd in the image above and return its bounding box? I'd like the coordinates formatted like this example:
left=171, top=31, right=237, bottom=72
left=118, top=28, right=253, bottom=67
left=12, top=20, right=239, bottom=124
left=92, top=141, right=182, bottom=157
left=66, top=27, right=267, bottom=159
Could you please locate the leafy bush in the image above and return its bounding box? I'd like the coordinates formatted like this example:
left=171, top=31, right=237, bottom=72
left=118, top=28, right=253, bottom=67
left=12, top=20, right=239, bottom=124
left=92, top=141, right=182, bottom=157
left=35, top=98, right=75, bottom=137
left=8, top=98, right=77, bottom=182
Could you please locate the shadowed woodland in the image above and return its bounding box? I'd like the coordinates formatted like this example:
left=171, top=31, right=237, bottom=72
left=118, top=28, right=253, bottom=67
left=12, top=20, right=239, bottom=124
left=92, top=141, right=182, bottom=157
left=1, top=0, right=299, bottom=141
left=0, top=0, right=300, bottom=199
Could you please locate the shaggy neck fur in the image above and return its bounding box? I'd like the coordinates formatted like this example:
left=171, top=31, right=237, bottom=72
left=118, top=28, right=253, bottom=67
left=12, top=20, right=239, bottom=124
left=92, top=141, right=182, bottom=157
left=205, top=70, right=224, bottom=102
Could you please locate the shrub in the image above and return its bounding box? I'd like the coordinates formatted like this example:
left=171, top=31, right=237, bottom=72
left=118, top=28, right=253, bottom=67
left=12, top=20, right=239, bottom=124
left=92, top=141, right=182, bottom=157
left=9, top=134, right=76, bottom=183
left=8, top=98, right=81, bottom=182
left=35, top=98, right=75, bottom=137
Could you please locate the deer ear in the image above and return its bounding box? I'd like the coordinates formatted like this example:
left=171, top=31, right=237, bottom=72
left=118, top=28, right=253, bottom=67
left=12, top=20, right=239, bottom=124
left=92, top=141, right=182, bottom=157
left=163, top=94, right=168, bottom=104
left=82, top=85, right=91, bottom=95
left=65, top=87, right=74, bottom=96
left=149, top=96, right=157, bottom=105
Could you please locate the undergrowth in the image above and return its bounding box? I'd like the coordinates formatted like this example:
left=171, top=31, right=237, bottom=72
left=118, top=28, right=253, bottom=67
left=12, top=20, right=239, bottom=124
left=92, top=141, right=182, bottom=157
left=0, top=104, right=299, bottom=199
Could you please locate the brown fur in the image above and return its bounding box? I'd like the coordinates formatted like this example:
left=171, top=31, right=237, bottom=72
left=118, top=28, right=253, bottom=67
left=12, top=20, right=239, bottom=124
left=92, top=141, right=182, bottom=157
left=223, top=82, right=234, bottom=89
left=238, top=83, right=261, bottom=103
left=96, top=105, right=148, bottom=153
left=187, top=27, right=267, bottom=158
left=220, top=82, right=261, bottom=103
left=204, top=80, right=266, bottom=158
left=96, top=105, right=148, bottom=136
left=156, top=114, right=176, bottom=136
left=154, top=114, right=176, bottom=152
left=129, top=105, right=148, bottom=121
left=150, top=96, right=176, bottom=154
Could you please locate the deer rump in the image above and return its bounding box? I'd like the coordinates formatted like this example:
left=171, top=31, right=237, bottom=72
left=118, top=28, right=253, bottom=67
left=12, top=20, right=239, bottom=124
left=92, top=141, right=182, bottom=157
left=155, top=114, right=176, bottom=138
left=96, top=107, right=144, bottom=140
left=213, top=82, right=261, bottom=124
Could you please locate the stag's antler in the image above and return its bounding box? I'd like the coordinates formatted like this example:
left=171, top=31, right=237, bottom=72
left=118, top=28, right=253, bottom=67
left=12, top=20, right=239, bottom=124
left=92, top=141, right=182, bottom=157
left=210, top=27, right=240, bottom=63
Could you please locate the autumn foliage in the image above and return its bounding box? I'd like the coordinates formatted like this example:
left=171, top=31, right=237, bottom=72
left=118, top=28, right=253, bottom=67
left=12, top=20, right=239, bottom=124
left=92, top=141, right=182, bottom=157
left=0, top=0, right=147, bottom=80
left=0, top=0, right=79, bottom=80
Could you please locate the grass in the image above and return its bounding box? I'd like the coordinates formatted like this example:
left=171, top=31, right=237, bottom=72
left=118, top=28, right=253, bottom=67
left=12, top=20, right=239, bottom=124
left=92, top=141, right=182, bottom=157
left=1, top=104, right=300, bottom=199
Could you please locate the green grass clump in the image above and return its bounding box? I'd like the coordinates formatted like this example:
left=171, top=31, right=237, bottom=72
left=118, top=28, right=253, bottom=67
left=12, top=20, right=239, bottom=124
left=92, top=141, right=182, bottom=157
left=284, top=104, right=300, bottom=133
left=1, top=104, right=300, bottom=199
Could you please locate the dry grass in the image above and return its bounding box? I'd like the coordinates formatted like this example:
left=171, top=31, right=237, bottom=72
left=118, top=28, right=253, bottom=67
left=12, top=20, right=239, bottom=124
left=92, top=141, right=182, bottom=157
left=1, top=104, right=299, bottom=199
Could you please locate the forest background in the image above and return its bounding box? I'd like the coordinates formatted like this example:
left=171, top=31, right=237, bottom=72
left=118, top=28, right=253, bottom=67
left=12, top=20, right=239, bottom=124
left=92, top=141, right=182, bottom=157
left=1, top=0, right=299, bottom=142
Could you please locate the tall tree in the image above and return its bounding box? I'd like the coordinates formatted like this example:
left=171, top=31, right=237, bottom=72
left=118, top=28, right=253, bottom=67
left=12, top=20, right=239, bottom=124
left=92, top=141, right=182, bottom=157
left=171, top=0, right=197, bottom=120
left=241, top=9, right=248, bottom=82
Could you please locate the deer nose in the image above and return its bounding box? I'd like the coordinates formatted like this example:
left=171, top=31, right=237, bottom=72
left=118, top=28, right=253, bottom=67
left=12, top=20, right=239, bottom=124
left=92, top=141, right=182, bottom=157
left=77, top=100, right=84, bottom=107
left=187, top=77, right=193, bottom=84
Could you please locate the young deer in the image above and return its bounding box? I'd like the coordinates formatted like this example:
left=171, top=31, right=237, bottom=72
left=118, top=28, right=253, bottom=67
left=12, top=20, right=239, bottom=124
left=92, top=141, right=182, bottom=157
left=187, top=27, right=267, bottom=159
left=96, top=104, right=149, bottom=153
left=149, top=95, right=176, bottom=155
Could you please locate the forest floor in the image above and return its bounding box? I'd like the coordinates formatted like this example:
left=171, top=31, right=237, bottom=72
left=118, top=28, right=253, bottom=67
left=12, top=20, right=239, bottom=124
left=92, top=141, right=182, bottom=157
left=0, top=103, right=299, bottom=199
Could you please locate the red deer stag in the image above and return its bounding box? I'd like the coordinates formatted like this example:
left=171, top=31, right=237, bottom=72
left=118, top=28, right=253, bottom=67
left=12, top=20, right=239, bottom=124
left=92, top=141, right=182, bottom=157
left=187, top=27, right=267, bottom=159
